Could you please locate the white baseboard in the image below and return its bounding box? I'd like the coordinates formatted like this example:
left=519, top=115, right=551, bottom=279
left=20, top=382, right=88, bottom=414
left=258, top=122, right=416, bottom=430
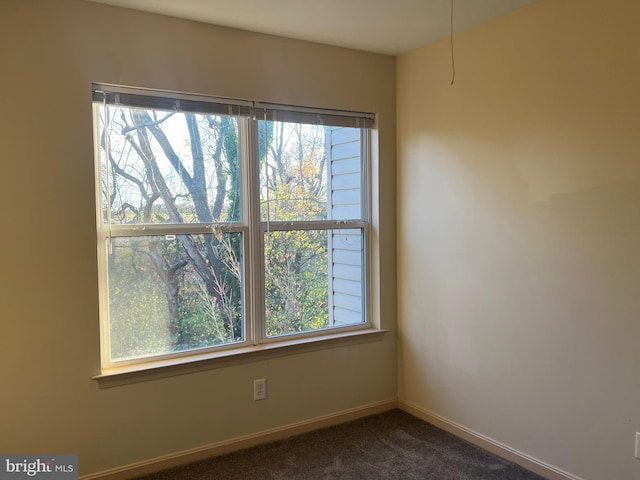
left=81, top=398, right=583, bottom=480
left=80, top=398, right=398, bottom=480
left=398, top=400, right=585, bottom=480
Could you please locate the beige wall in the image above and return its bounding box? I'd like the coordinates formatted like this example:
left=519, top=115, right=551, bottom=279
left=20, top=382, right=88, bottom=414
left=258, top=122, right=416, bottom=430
left=397, top=0, right=640, bottom=479
left=0, top=0, right=396, bottom=475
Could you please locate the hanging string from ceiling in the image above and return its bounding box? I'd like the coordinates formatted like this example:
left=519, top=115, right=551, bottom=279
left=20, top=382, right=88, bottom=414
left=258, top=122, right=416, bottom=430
left=450, top=0, right=456, bottom=85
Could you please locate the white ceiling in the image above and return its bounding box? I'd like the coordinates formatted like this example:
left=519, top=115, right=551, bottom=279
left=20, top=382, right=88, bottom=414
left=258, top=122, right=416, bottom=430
left=88, top=0, right=539, bottom=55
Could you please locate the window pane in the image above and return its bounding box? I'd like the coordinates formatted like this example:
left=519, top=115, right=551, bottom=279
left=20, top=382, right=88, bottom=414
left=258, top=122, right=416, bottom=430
left=259, top=122, right=362, bottom=221
left=264, top=228, right=364, bottom=338
left=108, top=233, right=244, bottom=361
left=260, top=121, right=362, bottom=222
left=264, top=230, right=329, bottom=336
left=97, top=105, right=241, bottom=225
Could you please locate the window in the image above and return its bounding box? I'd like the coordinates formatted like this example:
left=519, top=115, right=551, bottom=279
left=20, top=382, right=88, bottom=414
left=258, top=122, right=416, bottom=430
left=93, top=84, right=375, bottom=372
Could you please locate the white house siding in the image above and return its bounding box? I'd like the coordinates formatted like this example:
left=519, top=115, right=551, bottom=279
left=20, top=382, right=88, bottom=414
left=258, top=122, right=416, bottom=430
left=327, top=127, right=363, bottom=326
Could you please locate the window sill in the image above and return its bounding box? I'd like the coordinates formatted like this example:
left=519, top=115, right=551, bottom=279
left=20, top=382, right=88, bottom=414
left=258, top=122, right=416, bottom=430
left=93, top=328, right=388, bottom=388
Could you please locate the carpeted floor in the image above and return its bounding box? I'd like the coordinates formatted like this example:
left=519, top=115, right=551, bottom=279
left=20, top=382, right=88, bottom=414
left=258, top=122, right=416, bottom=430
left=133, top=409, right=546, bottom=480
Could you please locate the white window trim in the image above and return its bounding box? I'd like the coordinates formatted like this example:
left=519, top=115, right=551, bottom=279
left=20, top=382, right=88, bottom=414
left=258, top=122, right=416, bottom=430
left=93, top=328, right=387, bottom=388
left=92, top=84, right=383, bottom=385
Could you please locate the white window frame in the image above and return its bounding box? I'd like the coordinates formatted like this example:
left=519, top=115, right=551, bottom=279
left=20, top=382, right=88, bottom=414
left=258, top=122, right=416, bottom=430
left=92, top=84, right=379, bottom=383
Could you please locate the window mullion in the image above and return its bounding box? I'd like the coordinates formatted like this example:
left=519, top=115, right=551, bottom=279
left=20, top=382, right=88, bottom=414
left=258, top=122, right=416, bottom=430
left=244, top=118, right=265, bottom=345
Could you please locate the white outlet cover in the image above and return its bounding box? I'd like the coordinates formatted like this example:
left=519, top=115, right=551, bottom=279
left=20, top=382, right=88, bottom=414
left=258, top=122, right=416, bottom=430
left=636, top=432, right=640, bottom=459
left=254, top=379, right=266, bottom=401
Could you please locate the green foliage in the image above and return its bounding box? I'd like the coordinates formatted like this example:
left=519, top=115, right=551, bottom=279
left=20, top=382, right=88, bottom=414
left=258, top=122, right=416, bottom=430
left=265, top=230, right=329, bottom=336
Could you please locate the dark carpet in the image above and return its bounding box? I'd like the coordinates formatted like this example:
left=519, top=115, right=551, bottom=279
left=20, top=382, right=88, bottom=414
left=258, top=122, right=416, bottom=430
left=133, top=409, right=546, bottom=480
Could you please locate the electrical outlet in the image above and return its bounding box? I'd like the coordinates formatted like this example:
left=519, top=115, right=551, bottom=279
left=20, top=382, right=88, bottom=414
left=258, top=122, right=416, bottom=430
left=635, top=432, right=640, bottom=460
left=254, top=378, right=266, bottom=401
